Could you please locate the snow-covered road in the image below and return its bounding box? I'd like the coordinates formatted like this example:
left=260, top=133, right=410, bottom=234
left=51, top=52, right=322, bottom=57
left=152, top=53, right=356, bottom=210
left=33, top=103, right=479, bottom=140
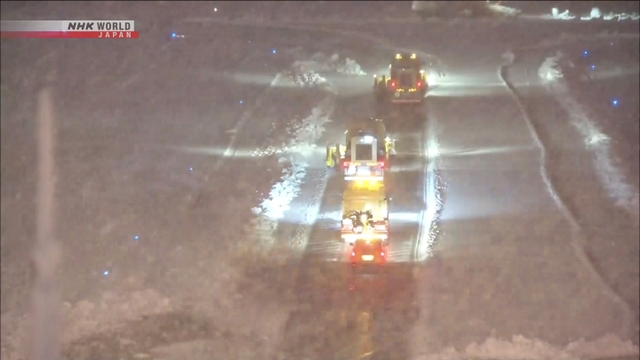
left=2, top=6, right=639, bottom=360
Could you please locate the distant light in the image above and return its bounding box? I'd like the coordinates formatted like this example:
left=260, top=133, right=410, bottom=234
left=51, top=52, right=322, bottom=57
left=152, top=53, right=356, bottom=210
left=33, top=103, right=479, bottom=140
left=103, top=270, right=109, bottom=276
left=189, top=167, right=193, bottom=172
left=271, top=49, right=276, bottom=54
left=582, top=50, right=588, bottom=57
left=610, top=42, right=614, bottom=46
left=214, top=7, right=217, bottom=12
left=611, top=98, right=619, bottom=106
left=590, top=64, right=595, bottom=70
left=134, top=235, right=139, bottom=240
left=239, top=100, right=243, bottom=104
left=172, top=33, right=176, bottom=38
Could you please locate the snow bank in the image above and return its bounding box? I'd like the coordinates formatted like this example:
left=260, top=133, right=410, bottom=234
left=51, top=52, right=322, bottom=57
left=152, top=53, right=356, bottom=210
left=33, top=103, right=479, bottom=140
left=272, top=70, right=327, bottom=87
left=252, top=161, right=306, bottom=220
left=541, top=7, right=640, bottom=21
left=537, top=51, right=564, bottom=82
left=270, top=53, right=366, bottom=87
left=250, top=93, right=334, bottom=248
left=486, top=3, right=521, bottom=17
left=537, top=52, right=639, bottom=215
left=580, top=7, right=640, bottom=21
left=418, top=334, right=639, bottom=360
left=249, top=52, right=356, bottom=227
left=251, top=101, right=333, bottom=220
left=549, top=8, right=576, bottom=20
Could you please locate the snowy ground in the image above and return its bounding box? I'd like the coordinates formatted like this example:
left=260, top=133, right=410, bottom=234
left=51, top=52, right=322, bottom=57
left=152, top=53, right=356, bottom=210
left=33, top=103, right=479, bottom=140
left=2, top=3, right=640, bottom=360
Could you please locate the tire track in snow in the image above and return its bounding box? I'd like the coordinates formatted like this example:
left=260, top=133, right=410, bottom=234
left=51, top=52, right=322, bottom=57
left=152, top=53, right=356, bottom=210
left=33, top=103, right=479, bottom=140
left=499, top=57, right=635, bottom=338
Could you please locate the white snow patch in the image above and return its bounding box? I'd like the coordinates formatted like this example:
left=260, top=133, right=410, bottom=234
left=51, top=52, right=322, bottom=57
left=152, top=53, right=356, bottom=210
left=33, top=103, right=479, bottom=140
left=272, top=69, right=327, bottom=87
left=252, top=162, right=307, bottom=221
left=296, top=52, right=367, bottom=75
left=538, top=52, right=639, bottom=215
left=270, top=53, right=365, bottom=88
left=538, top=7, right=639, bottom=21
left=416, top=334, right=639, bottom=360
left=537, top=51, right=564, bottom=83
left=415, top=116, right=443, bottom=261
left=549, top=8, right=576, bottom=20
left=581, top=7, right=602, bottom=21
left=487, top=3, right=521, bottom=17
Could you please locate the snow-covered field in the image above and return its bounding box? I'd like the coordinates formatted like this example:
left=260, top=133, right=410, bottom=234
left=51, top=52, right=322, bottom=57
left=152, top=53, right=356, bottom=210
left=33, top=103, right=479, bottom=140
left=503, top=33, right=640, bottom=341
left=2, top=3, right=639, bottom=360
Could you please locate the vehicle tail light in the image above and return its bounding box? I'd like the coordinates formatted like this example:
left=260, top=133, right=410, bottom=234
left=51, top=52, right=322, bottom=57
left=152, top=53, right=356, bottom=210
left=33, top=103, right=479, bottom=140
left=417, top=81, right=422, bottom=87
left=377, top=160, right=385, bottom=169
left=341, top=159, right=350, bottom=169
left=390, top=81, right=396, bottom=88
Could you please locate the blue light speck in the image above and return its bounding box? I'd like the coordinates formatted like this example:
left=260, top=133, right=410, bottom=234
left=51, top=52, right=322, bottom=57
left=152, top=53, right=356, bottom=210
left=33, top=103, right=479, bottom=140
left=134, top=235, right=139, bottom=240
left=239, top=100, right=243, bottom=104
left=189, top=167, right=193, bottom=172
left=271, top=49, right=276, bottom=54
left=590, top=64, right=595, bottom=70
left=582, top=50, right=588, bottom=57
left=611, top=99, right=619, bottom=107
left=172, top=33, right=176, bottom=38
left=103, top=270, right=109, bottom=276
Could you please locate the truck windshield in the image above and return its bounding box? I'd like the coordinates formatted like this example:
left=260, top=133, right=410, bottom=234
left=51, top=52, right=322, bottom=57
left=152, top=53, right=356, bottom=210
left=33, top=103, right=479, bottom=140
left=355, top=144, right=373, bottom=161
left=398, top=72, right=414, bottom=88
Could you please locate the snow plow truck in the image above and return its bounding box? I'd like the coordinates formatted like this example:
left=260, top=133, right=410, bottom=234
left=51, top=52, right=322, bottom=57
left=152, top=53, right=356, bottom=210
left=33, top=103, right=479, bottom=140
left=374, top=53, right=427, bottom=105
left=325, top=118, right=395, bottom=181
left=324, top=118, right=392, bottom=246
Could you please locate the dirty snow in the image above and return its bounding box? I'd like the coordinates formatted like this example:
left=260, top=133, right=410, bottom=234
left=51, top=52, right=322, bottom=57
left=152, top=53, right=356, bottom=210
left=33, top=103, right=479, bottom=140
left=537, top=52, right=639, bottom=215
left=250, top=99, right=334, bottom=243
left=418, top=333, right=639, bottom=360
left=1, top=290, right=173, bottom=360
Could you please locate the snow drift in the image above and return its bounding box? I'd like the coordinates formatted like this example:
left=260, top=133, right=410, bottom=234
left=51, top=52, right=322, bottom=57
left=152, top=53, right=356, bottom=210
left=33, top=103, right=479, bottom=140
left=537, top=51, right=639, bottom=216
left=417, top=333, right=639, bottom=360
left=273, top=52, right=367, bottom=87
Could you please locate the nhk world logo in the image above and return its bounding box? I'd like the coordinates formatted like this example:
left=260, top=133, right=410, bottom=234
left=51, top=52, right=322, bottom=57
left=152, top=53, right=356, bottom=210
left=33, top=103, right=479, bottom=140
left=0, top=20, right=138, bottom=38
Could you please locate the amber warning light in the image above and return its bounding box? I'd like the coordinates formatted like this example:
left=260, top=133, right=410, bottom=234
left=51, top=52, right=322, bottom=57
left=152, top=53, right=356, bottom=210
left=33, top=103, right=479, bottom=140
left=0, top=20, right=138, bottom=39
